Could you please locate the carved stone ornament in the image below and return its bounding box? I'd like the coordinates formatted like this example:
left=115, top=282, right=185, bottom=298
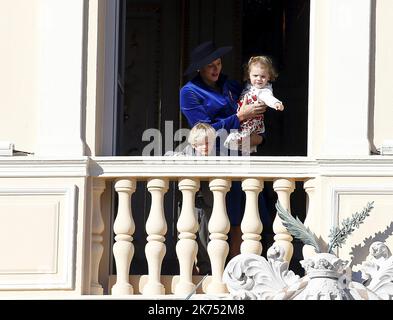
left=359, top=241, right=393, bottom=300
left=223, top=242, right=393, bottom=300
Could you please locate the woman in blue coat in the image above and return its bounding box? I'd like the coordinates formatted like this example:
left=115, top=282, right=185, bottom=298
left=180, top=41, right=269, bottom=259
left=180, top=41, right=266, bottom=153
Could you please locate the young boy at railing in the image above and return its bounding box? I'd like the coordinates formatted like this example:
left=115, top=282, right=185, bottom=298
left=165, top=122, right=216, bottom=157
left=187, top=123, right=216, bottom=274
left=166, top=122, right=216, bottom=274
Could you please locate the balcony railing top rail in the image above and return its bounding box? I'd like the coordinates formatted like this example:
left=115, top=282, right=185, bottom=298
left=1, top=156, right=393, bottom=178
left=91, top=156, right=318, bottom=179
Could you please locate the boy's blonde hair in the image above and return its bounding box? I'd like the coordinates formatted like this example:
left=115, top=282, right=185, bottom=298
left=188, top=122, right=216, bottom=146
left=244, top=56, right=278, bottom=82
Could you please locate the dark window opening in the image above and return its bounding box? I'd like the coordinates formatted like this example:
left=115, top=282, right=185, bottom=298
left=242, top=0, right=309, bottom=156
left=116, top=0, right=309, bottom=157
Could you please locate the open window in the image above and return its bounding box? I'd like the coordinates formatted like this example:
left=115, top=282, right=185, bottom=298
left=115, top=0, right=310, bottom=157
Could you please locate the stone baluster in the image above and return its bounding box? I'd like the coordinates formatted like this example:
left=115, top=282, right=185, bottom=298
left=90, top=179, right=106, bottom=294
left=273, top=179, right=295, bottom=262
left=111, top=179, right=136, bottom=295
left=240, top=178, right=264, bottom=255
left=206, top=178, right=231, bottom=294
left=143, top=178, right=169, bottom=295
left=303, top=178, right=318, bottom=258
left=175, top=178, right=200, bottom=295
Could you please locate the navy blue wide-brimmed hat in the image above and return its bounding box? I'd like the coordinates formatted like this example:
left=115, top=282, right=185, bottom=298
left=184, top=41, right=232, bottom=75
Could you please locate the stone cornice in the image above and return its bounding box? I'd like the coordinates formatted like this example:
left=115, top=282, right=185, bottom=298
left=0, top=157, right=89, bottom=177
left=317, top=156, right=393, bottom=176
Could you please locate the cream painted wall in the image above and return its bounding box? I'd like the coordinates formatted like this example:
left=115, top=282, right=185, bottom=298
left=85, top=0, right=107, bottom=156
left=318, top=176, right=393, bottom=270
left=373, top=0, right=393, bottom=150
left=308, top=0, right=328, bottom=157
left=0, top=0, right=39, bottom=153
left=309, top=0, right=371, bottom=157
left=337, top=191, right=393, bottom=272
left=0, top=177, right=89, bottom=296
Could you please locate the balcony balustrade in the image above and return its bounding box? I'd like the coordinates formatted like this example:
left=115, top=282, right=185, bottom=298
left=90, top=156, right=317, bottom=297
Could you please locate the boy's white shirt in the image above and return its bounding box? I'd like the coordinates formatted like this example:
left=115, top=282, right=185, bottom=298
left=243, top=83, right=282, bottom=109
left=164, top=144, right=195, bottom=156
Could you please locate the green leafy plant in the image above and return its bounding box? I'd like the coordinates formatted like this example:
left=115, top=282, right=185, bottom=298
left=275, top=200, right=375, bottom=254
left=327, top=201, right=374, bottom=253
left=275, top=201, right=321, bottom=253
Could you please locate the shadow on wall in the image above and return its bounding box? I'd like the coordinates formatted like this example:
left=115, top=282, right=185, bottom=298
left=349, top=221, right=393, bottom=268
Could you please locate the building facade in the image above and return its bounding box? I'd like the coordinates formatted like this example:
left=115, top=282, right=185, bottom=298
left=0, top=0, right=392, bottom=298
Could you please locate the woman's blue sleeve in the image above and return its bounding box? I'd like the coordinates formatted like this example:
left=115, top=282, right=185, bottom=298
left=227, top=79, right=242, bottom=100
left=180, top=87, right=240, bottom=132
